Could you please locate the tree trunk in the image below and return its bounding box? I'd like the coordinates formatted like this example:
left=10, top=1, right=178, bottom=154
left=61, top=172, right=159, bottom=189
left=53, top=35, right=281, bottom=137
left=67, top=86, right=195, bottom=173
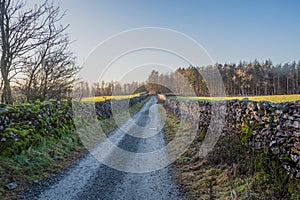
left=1, top=76, right=12, bottom=104
left=0, top=56, right=13, bottom=104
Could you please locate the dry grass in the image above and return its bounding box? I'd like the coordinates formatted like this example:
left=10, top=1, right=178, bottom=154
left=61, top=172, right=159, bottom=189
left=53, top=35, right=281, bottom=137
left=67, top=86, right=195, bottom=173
left=81, top=92, right=146, bottom=102
left=178, top=94, right=300, bottom=103
left=163, top=109, right=260, bottom=199
left=163, top=106, right=300, bottom=199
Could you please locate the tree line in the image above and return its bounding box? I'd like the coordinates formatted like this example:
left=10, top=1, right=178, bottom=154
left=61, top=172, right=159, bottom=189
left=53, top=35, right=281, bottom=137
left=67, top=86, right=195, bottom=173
left=0, top=0, right=79, bottom=104
left=72, top=81, right=147, bottom=99
left=145, top=60, right=300, bottom=96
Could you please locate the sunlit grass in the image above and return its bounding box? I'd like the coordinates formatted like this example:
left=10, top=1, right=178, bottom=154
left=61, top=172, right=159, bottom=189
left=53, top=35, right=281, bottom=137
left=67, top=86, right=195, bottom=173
left=81, top=92, right=146, bottom=102
left=176, top=94, right=300, bottom=103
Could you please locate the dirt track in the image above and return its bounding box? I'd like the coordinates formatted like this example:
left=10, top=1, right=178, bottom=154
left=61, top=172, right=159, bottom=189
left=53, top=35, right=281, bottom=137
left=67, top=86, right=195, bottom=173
left=31, top=96, right=183, bottom=200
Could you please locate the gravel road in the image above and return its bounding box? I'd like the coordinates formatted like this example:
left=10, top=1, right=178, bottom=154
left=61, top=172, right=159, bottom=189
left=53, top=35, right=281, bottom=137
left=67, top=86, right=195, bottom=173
left=25, top=96, right=183, bottom=200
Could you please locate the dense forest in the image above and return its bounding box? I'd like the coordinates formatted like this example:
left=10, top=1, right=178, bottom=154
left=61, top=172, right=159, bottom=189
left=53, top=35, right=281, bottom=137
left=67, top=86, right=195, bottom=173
left=145, top=60, right=300, bottom=96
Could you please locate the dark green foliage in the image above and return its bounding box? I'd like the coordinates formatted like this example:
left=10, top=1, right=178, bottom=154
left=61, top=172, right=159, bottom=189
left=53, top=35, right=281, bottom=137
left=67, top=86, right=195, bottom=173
left=252, top=150, right=300, bottom=199
left=241, top=118, right=254, bottom=144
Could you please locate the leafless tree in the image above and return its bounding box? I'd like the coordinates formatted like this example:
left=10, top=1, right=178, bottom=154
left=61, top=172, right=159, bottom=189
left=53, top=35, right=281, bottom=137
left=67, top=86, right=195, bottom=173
left=0, top=0, right=76, bottom=103
left=20, top=37, right=79, bottom=101
left=19, top=7, right=80, bottom=102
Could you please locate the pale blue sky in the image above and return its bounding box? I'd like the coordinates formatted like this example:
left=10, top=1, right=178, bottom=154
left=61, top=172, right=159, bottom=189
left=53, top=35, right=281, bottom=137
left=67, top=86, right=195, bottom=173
left=55, top=0, right=300, bottom=81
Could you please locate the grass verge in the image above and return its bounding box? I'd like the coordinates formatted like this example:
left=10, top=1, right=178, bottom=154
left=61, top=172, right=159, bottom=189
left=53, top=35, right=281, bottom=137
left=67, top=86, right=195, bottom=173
left=163, top=106, right=300, bottom=200
left=0, top=97, right=150, bottom=200
left=171, top=94, right=300, bottom=103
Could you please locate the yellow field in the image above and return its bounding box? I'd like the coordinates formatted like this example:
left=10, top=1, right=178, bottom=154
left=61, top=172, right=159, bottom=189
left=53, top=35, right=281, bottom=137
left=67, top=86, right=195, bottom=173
left=181, top=94, right=300, bottom=103
left=81, top=92, right=145, bottom=102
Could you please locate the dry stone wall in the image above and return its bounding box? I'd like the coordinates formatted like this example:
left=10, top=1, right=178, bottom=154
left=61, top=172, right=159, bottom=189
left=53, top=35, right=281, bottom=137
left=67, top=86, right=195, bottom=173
left=165, top=98, right=300, bottom=178
left=0, top=95, right=149, bottom=156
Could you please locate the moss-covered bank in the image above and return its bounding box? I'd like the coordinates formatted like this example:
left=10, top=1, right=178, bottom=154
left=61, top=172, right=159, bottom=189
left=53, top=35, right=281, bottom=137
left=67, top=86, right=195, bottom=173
left=0, top=96, right=149, bottom=200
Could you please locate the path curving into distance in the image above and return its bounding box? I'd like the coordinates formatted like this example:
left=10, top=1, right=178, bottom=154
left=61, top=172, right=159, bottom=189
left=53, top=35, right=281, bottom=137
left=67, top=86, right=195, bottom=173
left=30, top=96, right=183, bottom=200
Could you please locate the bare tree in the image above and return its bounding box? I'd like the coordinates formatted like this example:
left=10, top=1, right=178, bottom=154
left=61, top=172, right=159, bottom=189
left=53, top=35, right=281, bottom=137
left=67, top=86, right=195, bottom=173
left=20, top=39, right=79, bottom=101
left=0, top=0, right=69, bottom=103
left=19, top=8, right=79, bottom=102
